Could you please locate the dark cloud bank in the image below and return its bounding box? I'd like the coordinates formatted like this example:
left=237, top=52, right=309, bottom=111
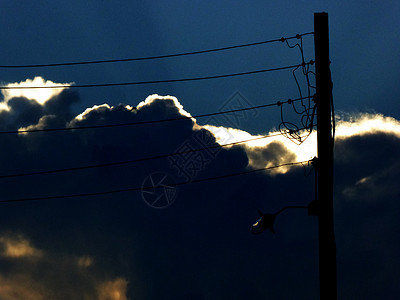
left=0, top=89, right=398, bottom=300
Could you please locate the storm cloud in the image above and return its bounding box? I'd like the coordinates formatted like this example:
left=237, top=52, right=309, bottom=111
left=0, top=78, right=399, bottom=299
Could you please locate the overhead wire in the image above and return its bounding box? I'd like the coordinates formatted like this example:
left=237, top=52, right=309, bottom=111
left=0, top=96, right=312, bottom=134
left=0, top=62, right=314, bottom=90
left=279, top=34, right=317, bottom=144
left=0, top=33, right=314, bottom=69
left=0, top=32, right=318, bottom=204
left=0, top=160, right=310, bottom=204
left=0, top=128, right=319, bottom=179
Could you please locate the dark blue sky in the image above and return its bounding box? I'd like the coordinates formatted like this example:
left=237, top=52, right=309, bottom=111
left=1, top=1, right=399, bottom=132
left=0, top=2, right=399, bottom=300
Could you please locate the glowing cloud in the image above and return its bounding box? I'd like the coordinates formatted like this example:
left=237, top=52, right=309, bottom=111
left=77, top=255, right=94, bottom=268
left=0, top=235, right=43, bottom=259
left=203, top=124, right=317, bottom=173
left=136, top=94, right=193, bottom=119
left=75, top=104, right=112, bottom=121
left=203, top=112, right=400, bottom=173
left=72, top=94, right=198, bottom=130
left=335, top=113, right=400, bottom=138
left=0, top=274, right=44, bottom=300
left=97, top=278, right=128, bottom=300
left=1, top=76, right=73, bottom=108
left=0, top=232, right=130, bottom=300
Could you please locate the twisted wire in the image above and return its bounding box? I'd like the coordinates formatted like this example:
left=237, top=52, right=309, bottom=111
left=279, top=34, right=317, bottom=144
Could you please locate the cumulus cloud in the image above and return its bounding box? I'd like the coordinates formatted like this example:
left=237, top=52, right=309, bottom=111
left=0, top=77, right=79, bottom=131
left=203, top=124, right=316, bottom=174
left=205, top=112, right=400, bottom=176
left=0, top=78, right=399, bottom=299
left=335, top=112, right=400, bottom=138
left=75, top=104, right=113, bottom=121
left=1, top=76, right=73, bottom=107
left=136, top=94, right=193, bottom=119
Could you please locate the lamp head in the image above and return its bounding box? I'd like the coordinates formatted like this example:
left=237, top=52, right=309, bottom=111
left=250, top=210, right=276, bottom=234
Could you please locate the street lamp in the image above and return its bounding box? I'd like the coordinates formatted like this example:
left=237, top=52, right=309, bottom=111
left=250, top=205, right=311, bottom=234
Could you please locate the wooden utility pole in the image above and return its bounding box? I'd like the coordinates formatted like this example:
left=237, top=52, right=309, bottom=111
left=314, top=12, right=337, bottom=299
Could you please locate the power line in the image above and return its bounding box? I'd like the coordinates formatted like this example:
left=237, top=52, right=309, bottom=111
left=0, top=131, right=292, bottom=179
left=0, top=33, right=314, bottom=69
left=1, top=96, right=312, bottom=134
left=0, top=160, right=309, bottom=204
left=0, top=62, right=314, bottom=90
left=278, top=34, right=317, bottom=144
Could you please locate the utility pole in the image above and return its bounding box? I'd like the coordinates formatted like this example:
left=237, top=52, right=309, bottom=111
left=314, top=12, right=337, bottom=299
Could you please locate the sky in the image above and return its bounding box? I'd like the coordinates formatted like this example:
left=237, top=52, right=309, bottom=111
left=0, top=1, right=399, bottom=299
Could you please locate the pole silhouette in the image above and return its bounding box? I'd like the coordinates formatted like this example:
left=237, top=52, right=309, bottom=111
left=314, top=12, right=337, bottom=299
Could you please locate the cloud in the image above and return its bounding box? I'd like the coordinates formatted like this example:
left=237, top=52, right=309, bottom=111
left=97, top=278, right=128, bottom=300
left=0, top=274, right=45, bottom=300
left=75, top=104, right=112, bottom=121
left=78, top=256, right=95, bottom=269
left=335, top=112, right=400, bottom=138
left=136, top=94, right=193, bottom=119
left=203, top=125, right=316, bottom=174
left=0, top=234, right=42, bottom=259
left=0, top=81, right=399, bottom=299
left=206, top=112, right=400, bottom=175
left=0, top=77, right=79, bottom=131
left=1, top=76, right=73, bottom=106
left=0, top=233, right=129, bottom=300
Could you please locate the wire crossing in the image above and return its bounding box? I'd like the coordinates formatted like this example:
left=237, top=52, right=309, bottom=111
left=1, top=96, right=312, bottom=134
left=0, top=160, right=309, bottom=204
left=0, top=33, right=314, bottom=69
